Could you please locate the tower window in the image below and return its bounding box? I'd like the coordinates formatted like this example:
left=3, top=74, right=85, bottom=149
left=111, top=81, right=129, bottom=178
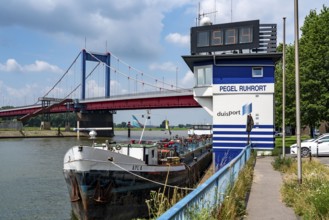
left=194, top=65, right=213, bottom=86
left=252, top=67, right=263, bottom=77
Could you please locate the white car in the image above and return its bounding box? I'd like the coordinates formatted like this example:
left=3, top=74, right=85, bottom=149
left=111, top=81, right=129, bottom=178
left=290, top=133, right=329, bottom=157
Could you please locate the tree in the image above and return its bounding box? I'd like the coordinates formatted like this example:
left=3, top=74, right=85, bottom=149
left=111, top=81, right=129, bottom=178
left=159, top=120, right=166, bottom=129
left=121, top=122, right=127, bottom=128
left=0, top=106, right=15, bottom=109
left=275, top=43, right=297, bottom=134
left=299, top=6, right=329, bottom=135
left=275, top=6, right=329, bottom=136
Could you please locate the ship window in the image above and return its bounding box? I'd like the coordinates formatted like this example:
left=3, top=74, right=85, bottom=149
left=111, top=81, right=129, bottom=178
left=194, top=65, right=213, bottom=86
left=252, top=67, right=263, bottom=77
left=152, top=149, right=155, bottom=158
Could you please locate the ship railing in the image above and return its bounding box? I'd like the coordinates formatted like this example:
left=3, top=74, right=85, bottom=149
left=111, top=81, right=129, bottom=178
left=184, top=137, right=212, bottom=151
left=158, top=144, right=252, bottom=220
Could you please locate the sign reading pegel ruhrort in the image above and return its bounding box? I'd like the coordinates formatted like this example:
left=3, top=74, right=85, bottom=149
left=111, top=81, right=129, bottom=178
left=214, top=83, right=274, bottom=94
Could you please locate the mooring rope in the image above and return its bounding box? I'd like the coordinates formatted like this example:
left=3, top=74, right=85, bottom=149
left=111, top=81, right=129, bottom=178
left=109, top=161, right=195, bottom=191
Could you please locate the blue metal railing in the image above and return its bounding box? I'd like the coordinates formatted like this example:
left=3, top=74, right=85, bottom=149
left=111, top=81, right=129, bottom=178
left=158, top=144, right=252, bottom=220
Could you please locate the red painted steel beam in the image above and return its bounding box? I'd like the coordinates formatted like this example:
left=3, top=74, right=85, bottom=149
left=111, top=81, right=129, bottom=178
left=0, top=107, right=40, bottom=117
left=0, top=105, right=73, bottom=118
left=84, top=95, right=200, bottom=110
left=0, top=95, right=200, bottom=118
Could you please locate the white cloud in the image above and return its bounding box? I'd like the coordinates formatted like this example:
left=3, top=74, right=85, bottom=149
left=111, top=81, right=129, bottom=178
left=2, top=83, right=40, bottom=106
left=0, top=59, right=22, bottom=72
left=28, top=0, right=57, bottom=12
left=110, top=79, right=127, bottom=95
left=181, top=70, right=194, bottom=87
left=42, top=85, right=65, bottom=98
left=165, top=33, right=189, bottom=47
left=25, top=60, right=62, bottom=73
left=82, top=79, right=130, bottom=97
left=0, top=0, right=195, bottom=60
left=149, top=62, right=177, bottom=72
left=0, top=59, right=62, bottom=73
left=86, top=80, right=104, bottom=97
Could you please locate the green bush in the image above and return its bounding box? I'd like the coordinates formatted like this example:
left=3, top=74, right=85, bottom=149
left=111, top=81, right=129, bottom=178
left=272, top=156, right=294, bottom=172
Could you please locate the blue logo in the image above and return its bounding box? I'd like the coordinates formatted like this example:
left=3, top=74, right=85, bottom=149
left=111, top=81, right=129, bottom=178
left=242, top=103, right=252, bottom=115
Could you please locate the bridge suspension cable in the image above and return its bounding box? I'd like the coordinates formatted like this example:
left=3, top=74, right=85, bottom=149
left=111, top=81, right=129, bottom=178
left=35, top=51, right=82, bottom=104
left=64, top=62, right=101, bottom=99
left=86, top=50, right=190, bottom=93
left=34, top=49, right=191, bottom=105
left=108, top=51, right=187, bottom=91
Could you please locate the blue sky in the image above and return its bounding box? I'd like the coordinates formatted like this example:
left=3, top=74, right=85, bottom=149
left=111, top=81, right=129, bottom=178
left=0, top=0, right=327, bottom=126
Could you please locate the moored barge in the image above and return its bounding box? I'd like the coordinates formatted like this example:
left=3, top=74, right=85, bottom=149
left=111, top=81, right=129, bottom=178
left=63, top=135, right=212, bottom=219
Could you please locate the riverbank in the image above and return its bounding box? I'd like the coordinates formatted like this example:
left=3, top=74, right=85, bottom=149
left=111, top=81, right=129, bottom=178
left=0, top=130, right=86, bottom=138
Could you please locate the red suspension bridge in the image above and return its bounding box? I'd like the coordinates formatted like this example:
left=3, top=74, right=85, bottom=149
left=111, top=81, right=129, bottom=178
left=0, top=49, right=199, bottom=122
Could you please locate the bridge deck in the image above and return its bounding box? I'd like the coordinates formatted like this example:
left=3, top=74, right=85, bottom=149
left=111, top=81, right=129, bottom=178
left=0, top=91, right=200, bottom=118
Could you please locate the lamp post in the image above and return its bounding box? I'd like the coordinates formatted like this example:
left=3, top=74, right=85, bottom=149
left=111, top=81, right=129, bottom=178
left=282, top=17, right=286, bottom=158
left=294, top=0, right=302, bottom=184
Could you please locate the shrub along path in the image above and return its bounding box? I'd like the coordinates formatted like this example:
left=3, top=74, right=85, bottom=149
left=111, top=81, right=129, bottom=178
left=245, top=156, right=298, bottom=220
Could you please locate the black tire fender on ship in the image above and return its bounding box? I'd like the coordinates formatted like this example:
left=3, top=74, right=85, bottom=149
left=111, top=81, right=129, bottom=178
left=115, top=145, right=122, bottom=151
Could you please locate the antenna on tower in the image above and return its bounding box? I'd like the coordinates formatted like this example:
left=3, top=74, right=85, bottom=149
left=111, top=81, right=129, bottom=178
left=196, top=2, right=217, bottom=26
left=214, top=0, right=217, bottom=24
left=231, top=0, right=233, bottom=22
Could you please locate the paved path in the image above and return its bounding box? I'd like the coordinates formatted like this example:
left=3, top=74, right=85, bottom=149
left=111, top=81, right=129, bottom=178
left=317, top=157, right=329, bottom=166
left=245, top=156, right=299, bottom=220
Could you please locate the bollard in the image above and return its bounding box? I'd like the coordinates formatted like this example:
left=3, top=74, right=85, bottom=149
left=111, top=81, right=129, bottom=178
left=127, top=121, right=131, bottom=138
left=77, top=121, right=80, bottom=139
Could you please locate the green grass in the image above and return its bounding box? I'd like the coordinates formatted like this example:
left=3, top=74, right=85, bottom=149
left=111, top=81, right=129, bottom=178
left=217, top=151, right=256, bottom=220
left=144, top=187, right=188, bottom=219
left=273, top=157, right=329, bottom=219
left=142, top=152, right=256, bottom=220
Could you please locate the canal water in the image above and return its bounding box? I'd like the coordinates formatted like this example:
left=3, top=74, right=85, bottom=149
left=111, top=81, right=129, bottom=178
left=0, top=130, right=186, bottom=220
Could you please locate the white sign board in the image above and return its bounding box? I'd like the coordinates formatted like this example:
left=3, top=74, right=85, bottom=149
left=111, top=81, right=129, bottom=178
left=213, top=83, right=274, bottom=95
left=213, top=94, right=274, bottom=125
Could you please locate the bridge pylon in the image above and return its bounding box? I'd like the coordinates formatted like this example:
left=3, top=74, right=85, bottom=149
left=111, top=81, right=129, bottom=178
left=81, top=49, right=111, bottom=100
